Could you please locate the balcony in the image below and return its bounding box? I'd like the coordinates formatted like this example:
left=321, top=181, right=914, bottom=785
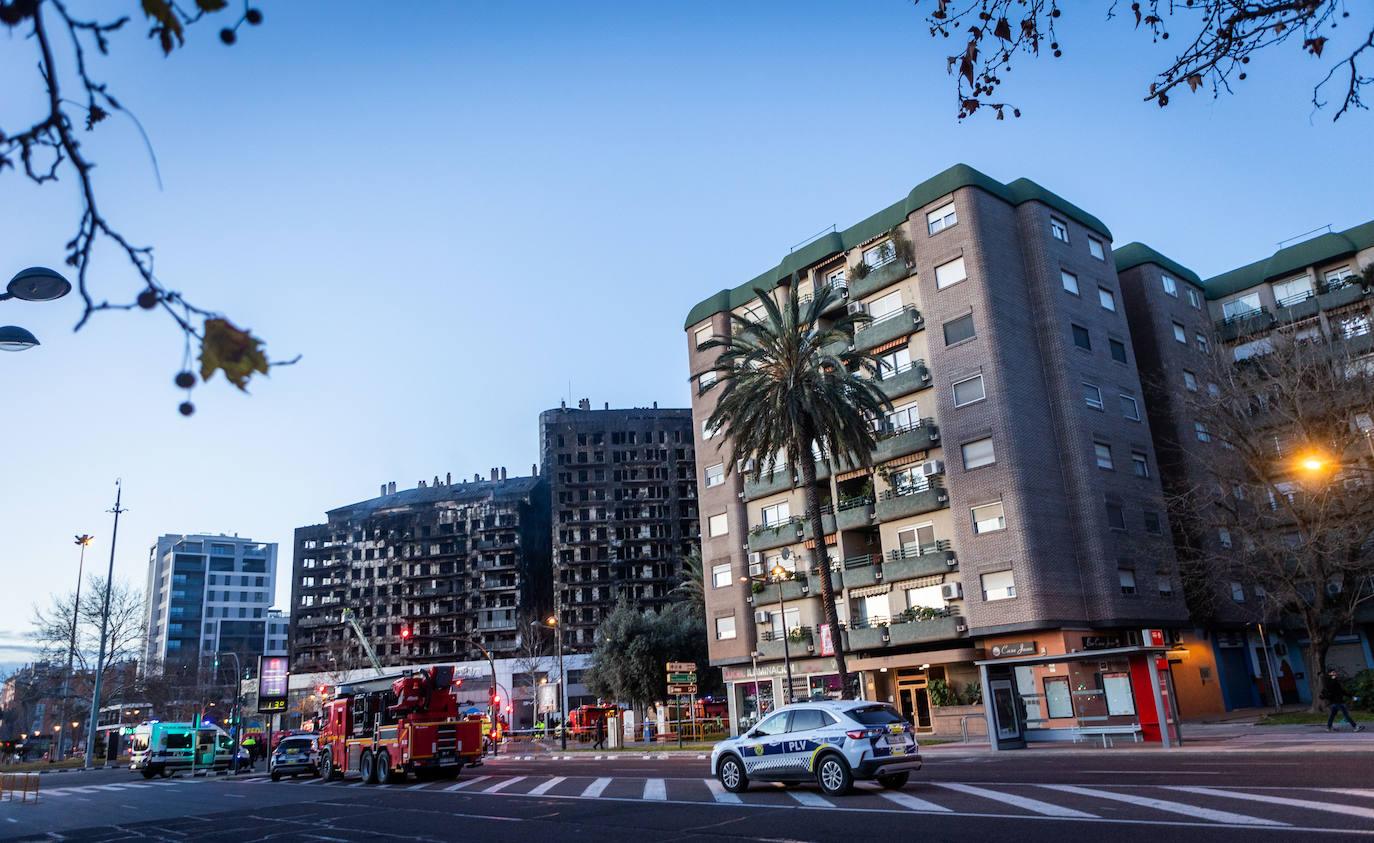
left=1318, top=281, right=1369, bottom=312
left=854, top=307, right=924, bottom=353
left=884, top=542, right=957, bottom=579
left=1275, top=292, right=1320, bottom=323
left=756, top=630, right=815, bottom=661
left=475, top=619, right=517, bottom=631
left=807, top=566, right=842, bottom=594
left=1215, top=308, right=1276, bottom=341
left=836, top=498, right=874, bottom=531
left=747, top=519, right=803, bottom=552
left=752, top=578, right=809, bottom=605
left=800, top=512, right=836, bottom=541
left=844, top=610, right=965, bottom=651
left=744, top=469, right=793, bottom=500
left=876, top=484, right=949, bottom=522
left=872, top=360, right=930, bottom=400
left=849, top=259, right=912, bottom=300
left=872, top=419, right=940, bottom=463
left=841, top=553, right=881, bottom=588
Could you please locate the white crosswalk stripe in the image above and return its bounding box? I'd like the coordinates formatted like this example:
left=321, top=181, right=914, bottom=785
left=932, top=782, right=1096, bottom=818
left=580, top=777, right=613, bottom=798
left=878, top=791, right=952, bottom=813
left=527, top=776, right=566, bottom=796
left=787, top=790, right=833, bottom=808
left=1166, top=786, right=1374, bottom=821
left=703, top=778, right=742, bottom=805
left=1039, top=784, right=1285, bottom=826
left=443, top=775, right=491, bottom=792
left=643, top=778, right=667, bottom=801
left=482, top=776, right=526, bottom=794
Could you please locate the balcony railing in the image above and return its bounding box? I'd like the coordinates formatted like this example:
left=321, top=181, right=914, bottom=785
left=849, top=259, right=912, bottom=300
left=747, top=517, right=803, bottom=552
left=854, top=306, right=924, bottom=353
left=875, top=482, right=949, bottom=522
left=872, top=419, right=940, bottom=462
left=871, top=359, right=930, bottom=400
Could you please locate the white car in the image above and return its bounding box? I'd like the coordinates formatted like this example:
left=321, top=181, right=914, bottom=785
left=711, top=699, right=921, bottom=796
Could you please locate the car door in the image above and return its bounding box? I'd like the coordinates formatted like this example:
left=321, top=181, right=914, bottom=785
left=739, top=711, right=791, bottom=778
left=781, top=708, right=825, bottom=775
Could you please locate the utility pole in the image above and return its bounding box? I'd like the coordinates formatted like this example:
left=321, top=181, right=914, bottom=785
left=58, top=534, right=93, bottom=760
left=84, top=481, right=125, bottom=770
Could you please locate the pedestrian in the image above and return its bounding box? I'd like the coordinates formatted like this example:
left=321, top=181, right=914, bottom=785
left=1321, top=669, right=1365, bottom=732
left=592, top=717, right=606, bottom=750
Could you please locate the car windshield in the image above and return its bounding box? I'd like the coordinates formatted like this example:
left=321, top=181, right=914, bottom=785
left=848, top=704, right=906, bottom=726
left=278, top=739, right=312, bottom=752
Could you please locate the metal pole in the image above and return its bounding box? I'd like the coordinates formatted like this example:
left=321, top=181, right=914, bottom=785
left=85, top=482, right=125, bottom=770
left=777, top=587, right=793, bottom=705
left=556, top=619, right=566, bottom=751
left=1257, top=621, right=1284, bottom=713
left=59, top=535, right=92, bottom=761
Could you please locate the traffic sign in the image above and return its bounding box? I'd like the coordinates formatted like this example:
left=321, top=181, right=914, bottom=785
left=666, top=662, right=696, bottom=673
left=667, top=672, right=696, bottom=684
left=667, top=684, right=697, bottom=695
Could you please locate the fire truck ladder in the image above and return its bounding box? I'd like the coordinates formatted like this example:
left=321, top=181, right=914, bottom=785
left=340, top=608, right=386, bottom=676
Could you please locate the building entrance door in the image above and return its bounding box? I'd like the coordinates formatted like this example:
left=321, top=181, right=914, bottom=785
left=895, top=668, right=933, bottom=731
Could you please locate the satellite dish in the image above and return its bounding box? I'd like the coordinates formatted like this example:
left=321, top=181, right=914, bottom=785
left=780, top=548, right=791, bottom=559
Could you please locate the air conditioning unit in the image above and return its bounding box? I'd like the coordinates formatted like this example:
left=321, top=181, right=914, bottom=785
left=941, top=582, right=963, bottom=600
left=754, top=610, right=771, bottom=624
left=738, top=458, right=756, bottom=473
left=921, top=460, right=945, bottom=477
left=928, top=428, right=940, bottom=441
left=847, top=301, right=868, bottom=316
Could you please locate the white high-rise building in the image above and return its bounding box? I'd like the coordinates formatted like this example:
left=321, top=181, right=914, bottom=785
left=141, top=534, right=280, bottom=677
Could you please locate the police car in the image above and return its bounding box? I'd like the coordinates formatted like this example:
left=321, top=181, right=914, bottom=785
left=711, top=700, right=920, bottom=795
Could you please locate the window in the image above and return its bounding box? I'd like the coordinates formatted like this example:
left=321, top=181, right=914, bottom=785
left=708, top=513, right=728, bottom=537
left=1088, top=237, right=1105, bottom=260
left=711, top=564, right=732, bottom=588
left=1159, top=575, right=1174, bottom=597
left=1072, top=324, right=1091, bottom=350
left=1144, top=511, right=1162, bottom=534
left=952, top=374, right=985, bottom=406
left=760, top=502, right=790, bottom=526
left=698, top=371, right=717, bottom=392
left=935, top=256, right=967, bottom=289
left=884, top=399, right=921, bottom=433
left=1098, top=286, right=1116, bottom=312
left=1109, top=339, right=1127, bottom=363
left=981, top=569, right=1016, bottom=601
left=1196, top=334, right=1209, bottom=353
left=1120, top=395, right=1140, bottom=421
left=943, top=313, right=975, bottom=345
left=927, top=202, right=957, bottom=234
left=1044, top=677, right=1073, bottom=718
left=962, top=437, right=995, bottom=469
left=1131, top=452, right=1149, bottom=478
left=972, top=501, right=1006, bottom=534
left=1187, top=287, right=1202, bottom=308
left=1326, top=265, right=1355, bottom=286
left=1106, top=503, right=1127, bottom=530
left=869, top=290, right=903, bottom=320
left=1222, top=292, right=1261, bottom=321
left=694, top=325, right=713, bottom=348
left=876, top=346, right=912, bottom=379
left=1172, top=322, right=1187, bottom=343
left=1050, top=217, right=1069, bottom=242
left=863, top=241, right=895, bottom=268
left=1118, top=569, right=1137, bottom=595
left=1272, top=275, right=1313, bottom=305
left=1094, top=443, right=1114, bottom=469
left=704, top=463, right=725, bottom=487
left=715, top=616, right=737, bottom=640
left=825, top=266, right=847, bottom=290
left=1061, top=270, right=1079, bottom=294
left=1230, top=582, right=1245, bottom=603
left=1083, top=383, right=1104, bottom=410
left=1218, top=528, right=1232, bottom=548
left=788, top=709, right=835, bottom=732
left=1183, top=370, right=1197, bottom=391
left=702, top=419, right=720, bottom=439
left=770, top=606, right=802, bottom=638
left=1162, top=275, right=1178, bottom=297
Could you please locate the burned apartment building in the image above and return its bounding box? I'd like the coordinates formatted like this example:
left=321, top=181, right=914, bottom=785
left=539, top=400, right=699, bottom=651
left=289, top=470, right=551, bottom=671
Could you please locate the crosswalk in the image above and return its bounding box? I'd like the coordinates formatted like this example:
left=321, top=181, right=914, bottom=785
left=23, top=777, right=208, bottom=800
left=219, top=772, right=1374, bottom=830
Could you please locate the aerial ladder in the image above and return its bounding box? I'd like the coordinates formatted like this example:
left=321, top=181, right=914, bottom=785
left=340, top=608, right=386, bottom=676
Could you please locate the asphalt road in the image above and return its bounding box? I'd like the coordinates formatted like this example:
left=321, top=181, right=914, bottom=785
left=4, top=749, right=1373, bottom=841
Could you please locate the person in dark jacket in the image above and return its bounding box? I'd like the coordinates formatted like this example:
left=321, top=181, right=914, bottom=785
left=592, top=716, right=607, bottom=750
left=1321, top=669, right=1365, bottom=732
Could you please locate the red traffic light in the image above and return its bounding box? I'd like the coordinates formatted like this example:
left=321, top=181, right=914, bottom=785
left=317, top=685, right=327, bottom=695
left=492, top=694, right=501, bottom=705
left=505, top=705, right=512, bottom=714
left=400, top=627, right=411, bottom=639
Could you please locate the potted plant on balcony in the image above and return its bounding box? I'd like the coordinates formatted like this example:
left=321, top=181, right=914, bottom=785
left=888, top=225, right=914, bottom=266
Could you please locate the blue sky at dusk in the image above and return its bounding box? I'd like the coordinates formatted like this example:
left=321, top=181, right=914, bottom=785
left=2, top=1, right=1370, bottom=668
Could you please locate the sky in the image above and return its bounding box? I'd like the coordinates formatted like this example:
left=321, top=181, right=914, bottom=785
left=2, top=0, right=1371, bottom=672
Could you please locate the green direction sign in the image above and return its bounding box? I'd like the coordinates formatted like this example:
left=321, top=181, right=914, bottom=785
left=667, top=672, right=696, bottom=684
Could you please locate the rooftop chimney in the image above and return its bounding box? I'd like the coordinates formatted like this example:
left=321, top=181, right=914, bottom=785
left=389, top=481, right=396, bottom=494
left=653, top=401, right=658, bottom=409
left=418, top=480, right=427, bottom=488
left=490, top=468, right=498, bottom=481
left=500, top=466, right=507, bottom=481
left=446, top=472, right=451, bottom=486
left=380, top=483, right=387, bottom=496
left=578, top=397, right=590, bottom=411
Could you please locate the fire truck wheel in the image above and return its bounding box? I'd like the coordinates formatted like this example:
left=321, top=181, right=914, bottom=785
left=379, top=751, right=404, bottom=784
left=359, top=750, right=376, bottom=784
left=320, top=753, right=336, bottom=781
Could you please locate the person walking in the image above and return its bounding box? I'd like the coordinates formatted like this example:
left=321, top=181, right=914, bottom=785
left=592, top=716, right=606, bottom=750
left=1321, top=669, right=1365, bottom=732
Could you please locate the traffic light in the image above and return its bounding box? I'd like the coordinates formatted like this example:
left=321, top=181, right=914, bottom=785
left=454, top=678, right=463, bottom=688
left=491, top=694, right=501, bottom=706
left=400, top=626, right=411, bottom=640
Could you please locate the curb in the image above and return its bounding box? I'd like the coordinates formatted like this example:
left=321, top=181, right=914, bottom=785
left=490, top=753, right=711, bottom=761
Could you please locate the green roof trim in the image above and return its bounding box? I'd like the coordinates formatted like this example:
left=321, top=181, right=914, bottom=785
left=1112, top=242, right=1203, bottom=288
left=683, top=164, right=1115, bottom=329
left=1203, top=220, right=1374, bottom=301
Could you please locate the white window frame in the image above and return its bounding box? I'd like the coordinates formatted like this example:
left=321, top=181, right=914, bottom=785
left=1118, top=569, right=1137, bottom=595
left=876, top=346, right=913, bottom=379
left=952, top=373, right=985, bottom=407
left=702, top=419, right=720, bottom=439
left=981, top=569, right=1016, bottom=601
left=1120, top=394, right=1140, bottom=421
left=1088, top=237, right=1105, bottom=260
left=1098, top=286, right=1116, bottom=312
left=1084, top=382, right=1104, bottom=410
left=711, top=563, right=732, bottom=588
left=869, top=290, right=904, bottom=321
left=1162, top=275, right=1178, bottom=297
left=972, top=501, right=1006, bottom=534
left=935, top=256, right=967, bottom=290
left=927, top=202, right=957, bottom=235
left=715, top=616, right=737, bottom=639
left=962, top=437, right=995, bottom=470
left=1172, top=322, right=1187, bottom=343
left=1222, top=292, right=1261, bottom=322
left=1195, top=422, right=1211, bottom=442
left=760, top=501, right=791, bottom=527
left=1094, top=442, right=1114, bottom=469
left=1050, top=217, right=1069, bottom=242
left=1061, top=270, right=1079, bottom=295
left=1131, top=452, right=1149, bottom=478
left=694, top=325, right=713, bottom=348
left=1196, top=334, right=1209, bottom=353
left=1230, top=582, right=1245, bottom=603
left=825, top=266, right=847, bottom=289
left=698, top=371, right=717, bottom=391
left=1187, top=287, right=1201, bottom=308
left=885, top=399, right=921, bottom=433
left=1183, top=370, right=1197, bottom=391
left=704, top=463, right=725, bottom=487
left=708, top=512, right=729, bottom=537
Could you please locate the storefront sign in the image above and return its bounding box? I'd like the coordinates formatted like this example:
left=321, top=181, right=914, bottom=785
left=1082, top=635, right=1121, bottom=650
left=989, top=641, right=1036, bottom=658
left=1143, top=628, right=1166, bottom=647
left=722, top=657, right=837, bottom=682
left=257, top=656, right=289, bottom=713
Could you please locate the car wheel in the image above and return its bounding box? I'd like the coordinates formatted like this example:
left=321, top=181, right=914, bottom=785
left=360, top=750, right=375, bottom=784
left=270, top=770, right=281, bottom=782
left=320, top=753, right=336, bottom=781
left=159, top=768, right=174, bottom=779
left=877, top=772, right=909, bottom=789
left=141, top=769, right=155, bottom=779
left=717, top=755, right=749, bottom=793
left=815, top=754, right=853, bottom=796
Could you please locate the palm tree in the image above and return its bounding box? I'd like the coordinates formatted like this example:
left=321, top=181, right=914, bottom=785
left=700, top=280, right=891, bottom=700
left=672, top=548, right=706, bottom=618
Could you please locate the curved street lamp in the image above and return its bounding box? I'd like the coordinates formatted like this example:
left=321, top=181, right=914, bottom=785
left=1, top=267, right=72, bottom=351
left=740, top=560, right=799, bottom=707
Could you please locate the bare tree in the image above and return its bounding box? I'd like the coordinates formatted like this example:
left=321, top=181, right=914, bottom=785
left=1, top=1, right=292, bottom=414
left=30, top=575, right=144, bottom=679
left=1168, top=332, right=1374, bottom=710
left=912, top=1, right=1372, bottom=120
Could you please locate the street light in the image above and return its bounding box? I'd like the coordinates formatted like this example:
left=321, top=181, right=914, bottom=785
left=741, top=561, right=797, bottom=707
left=85, top=481, right=126, bottom=771
left=58, top=534, right=94, bottom=761
left=1, top=267, right=72, bottom=351
left=531, top=615, right=566, bottom=750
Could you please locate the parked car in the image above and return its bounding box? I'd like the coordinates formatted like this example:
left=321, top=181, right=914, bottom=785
left=269, top=735, right=319, bottom=781
left=710, top=700, right=921, bottom=796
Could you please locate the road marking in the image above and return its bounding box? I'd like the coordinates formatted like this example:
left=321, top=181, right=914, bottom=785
left=643, top=778, right=667, bottom=801
left=527, top=776, right=566, bottom=796
left=1166, top=786, right=1374, bottom=821
left=933, top=782, right=1096, bottom=818
left=1040, top=784, right=1285, bottom=826
left=1080, top=770, right=1222, bottom=776
left=482, top=776, right=526, bottom=794
left=444, top=775, right=491, bottom=792
left=347, top=782, right=366, bottom=788
left=879, top=791, right=953, bottom=813
left=406, top=781, right=431, bottom=790
left=787, top=790, right=833, bottom=808
left=703, top=778, right=742, bottom=804
left=1322, top=788, right=1374, bottom=799
left=580, top=777, right=612, bottom=798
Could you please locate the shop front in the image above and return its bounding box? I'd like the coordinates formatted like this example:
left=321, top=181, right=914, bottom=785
left=721, top=656, right=838, bottom=735
left=850, top=647, right=983, bottom=735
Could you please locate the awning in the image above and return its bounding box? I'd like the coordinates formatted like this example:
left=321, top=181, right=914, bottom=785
left=850, top=646, right=982, bottom=672
left=837, top=467, right=870, bottom=482
left=881, top=453, right=923, bottom=469
left=804, top=534, right=837, bottom=549
left=868, top=337, right=908, bottom=356
left=889, top=574, right=944, bottom=590
left=849, top=583, right=891, bottom=598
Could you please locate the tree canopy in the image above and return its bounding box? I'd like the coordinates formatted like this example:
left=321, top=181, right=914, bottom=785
left=583, top=598, right=717, bottom=711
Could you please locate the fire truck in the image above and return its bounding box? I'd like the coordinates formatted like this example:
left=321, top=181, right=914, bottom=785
left=316, top=665, right=484, bottom=784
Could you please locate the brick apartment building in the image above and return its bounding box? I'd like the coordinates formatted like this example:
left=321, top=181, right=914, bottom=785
left=686, top=165, right=1191, bottom=738
left=539, top=400, right=699, bottom=651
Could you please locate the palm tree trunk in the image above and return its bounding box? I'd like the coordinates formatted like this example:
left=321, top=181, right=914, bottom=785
left=798, top=448, right=852, bottom=699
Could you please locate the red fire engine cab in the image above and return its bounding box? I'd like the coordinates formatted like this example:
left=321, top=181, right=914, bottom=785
left=316, top=666, right=483, bottom=784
